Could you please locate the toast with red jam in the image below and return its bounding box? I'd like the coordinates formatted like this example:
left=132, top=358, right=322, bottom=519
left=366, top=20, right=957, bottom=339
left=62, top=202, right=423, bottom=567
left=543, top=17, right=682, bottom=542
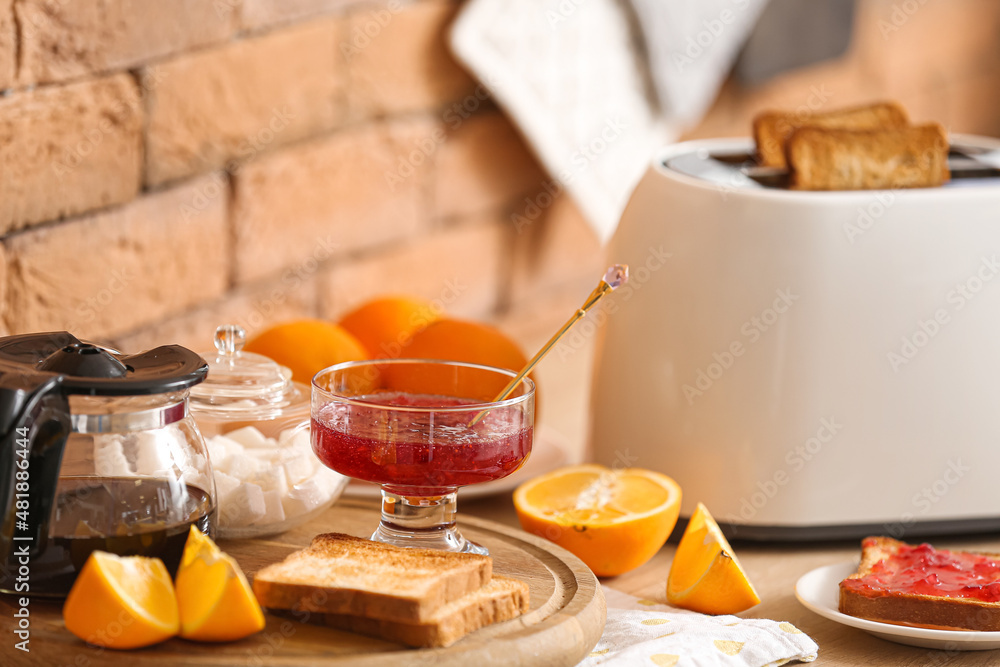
left=839, top=536, right=1000, bottom=631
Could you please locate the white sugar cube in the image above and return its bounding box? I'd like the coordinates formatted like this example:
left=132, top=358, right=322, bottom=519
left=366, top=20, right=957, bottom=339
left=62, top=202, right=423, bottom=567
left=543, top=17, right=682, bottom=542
left=183, top=469, right=211, bottom=493
left=225, top=450, right=262, bottom=479
left=218, top=435, right=246, bottom=458
left=252, top=467, right=289, bottom=497
left=206, top=438, right=233, bottom=469
left=208, top=423, right=338, bottom=530
left=213, top=471, right=241, bottom=503
left=292, top=429, right=312, bottom=451
left=221, top=483, right=265, bottom=526
left=281, top=452, right=315, bottom=486
left=257, top=488, right=287, bottom=525
left=133, top=432, right=174, bottom=475
left=93, top=435, right=131, bottom=477
left=225, top=426, right=270, bottom=449
left=281, top=478, right=327, bottom=517
left=188, top=452, right=207, bottom=474
left=245, top=446, right=281, bottom=462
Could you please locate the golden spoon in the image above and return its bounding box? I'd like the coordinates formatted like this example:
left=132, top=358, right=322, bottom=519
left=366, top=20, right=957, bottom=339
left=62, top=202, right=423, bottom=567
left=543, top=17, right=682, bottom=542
left=469, top=264, right=629, bottom=426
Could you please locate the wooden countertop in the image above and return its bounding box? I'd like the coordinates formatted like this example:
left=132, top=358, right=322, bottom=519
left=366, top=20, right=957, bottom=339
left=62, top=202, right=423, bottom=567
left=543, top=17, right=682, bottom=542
left=7, top=315, right=996, bottom=664
left=8, top=489, right=1000, bottom=665
left=461, top=493, right=1000, bottom=666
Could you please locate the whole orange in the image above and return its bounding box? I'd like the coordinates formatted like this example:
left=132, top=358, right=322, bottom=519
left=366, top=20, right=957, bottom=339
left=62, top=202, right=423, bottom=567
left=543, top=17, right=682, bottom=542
left=399, top=319, right=528, bottom=372
left=338, top=296, right=441, bottom=359
left=392, top=319, right=538, bottom=407
left=245, top=319, right=368, bottom=385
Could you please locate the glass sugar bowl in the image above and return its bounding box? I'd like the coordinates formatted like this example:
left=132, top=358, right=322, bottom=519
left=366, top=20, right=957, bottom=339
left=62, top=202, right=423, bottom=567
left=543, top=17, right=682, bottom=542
left=189, top=325, right=347, bottom=538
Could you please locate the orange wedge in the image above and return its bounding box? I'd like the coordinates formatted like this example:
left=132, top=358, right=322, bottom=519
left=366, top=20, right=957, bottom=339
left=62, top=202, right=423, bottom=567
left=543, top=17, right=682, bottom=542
left=175, top=527, right=265, bottom=642
left=514, top=464, right=681, bottom=576
left=666, top=503, right=761, bottom=614
left=63, top=551, right=179, bottom=649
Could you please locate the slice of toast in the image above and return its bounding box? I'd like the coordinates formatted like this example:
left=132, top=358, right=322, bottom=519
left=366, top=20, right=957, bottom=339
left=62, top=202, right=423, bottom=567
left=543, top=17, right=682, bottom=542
left=839, top=536, right=1000, bottom=631
left=322, top=575, right=531, bottom=648
left=252, top=533, right=492, bottom=623
left=754, top=101, right=909, bottom=169
left=787, top=123, right=949, bottom=191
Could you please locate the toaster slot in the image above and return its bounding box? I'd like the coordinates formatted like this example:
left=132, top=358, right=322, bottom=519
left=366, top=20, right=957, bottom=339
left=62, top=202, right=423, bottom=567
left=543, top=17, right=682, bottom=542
left=736, top=145, right=999, bottom=188
left=665, top=141, right=1000, bottom=190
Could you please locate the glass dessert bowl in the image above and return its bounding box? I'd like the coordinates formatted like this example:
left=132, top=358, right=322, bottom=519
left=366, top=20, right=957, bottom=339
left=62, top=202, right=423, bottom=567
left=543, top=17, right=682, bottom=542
left=311, top=359, right=535, bottom=554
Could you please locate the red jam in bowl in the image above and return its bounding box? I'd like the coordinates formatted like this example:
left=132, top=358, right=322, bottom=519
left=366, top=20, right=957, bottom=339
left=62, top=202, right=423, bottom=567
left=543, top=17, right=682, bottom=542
left=841, top=539, right=1000, bottom=602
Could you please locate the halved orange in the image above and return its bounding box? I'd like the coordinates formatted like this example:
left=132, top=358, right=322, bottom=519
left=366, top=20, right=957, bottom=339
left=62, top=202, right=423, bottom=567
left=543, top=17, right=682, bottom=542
left=514, top=464, right=681, bottom=577
left=175, top=527, right=265, bottom=642
left=63, top=551, right=179, bottom=649
left=666, top=503, right=761, bottom=614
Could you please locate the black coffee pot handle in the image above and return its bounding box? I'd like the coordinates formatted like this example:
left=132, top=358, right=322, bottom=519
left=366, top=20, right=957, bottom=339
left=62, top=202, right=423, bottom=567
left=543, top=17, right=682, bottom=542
left=0, top=371, right=71, bottom=575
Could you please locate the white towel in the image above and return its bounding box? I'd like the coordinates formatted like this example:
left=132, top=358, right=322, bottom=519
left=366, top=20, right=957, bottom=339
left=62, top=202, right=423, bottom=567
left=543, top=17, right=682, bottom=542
left=629, top=0, right=768, bottom=125
left=450, top=0, right=767, bottom=243
left=450, top=0, right=667, bottom=243
left=579, top=587, right=819, bottom=667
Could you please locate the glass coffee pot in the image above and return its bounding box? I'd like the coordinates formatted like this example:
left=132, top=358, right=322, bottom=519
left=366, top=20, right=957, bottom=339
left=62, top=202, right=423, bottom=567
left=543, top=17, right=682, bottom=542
left=0, top=332, right=214, bottom=597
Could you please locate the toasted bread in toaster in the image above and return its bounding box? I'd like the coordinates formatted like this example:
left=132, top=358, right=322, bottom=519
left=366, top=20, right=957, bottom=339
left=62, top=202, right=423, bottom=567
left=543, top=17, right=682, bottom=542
left=787, top=123, right=949, bottom=190
left=754, top=101, right=909, bottom=169
left=839, top=536, right=1000, bottom=631
left=252, top=532, right=492, bottom=623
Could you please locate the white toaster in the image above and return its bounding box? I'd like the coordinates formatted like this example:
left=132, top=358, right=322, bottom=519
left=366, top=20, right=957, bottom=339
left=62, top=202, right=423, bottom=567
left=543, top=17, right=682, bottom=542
left=590, top=135, right=1000, bottom=540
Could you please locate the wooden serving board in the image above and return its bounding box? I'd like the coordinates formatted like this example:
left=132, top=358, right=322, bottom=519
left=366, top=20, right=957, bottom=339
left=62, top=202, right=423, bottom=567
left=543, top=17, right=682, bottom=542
left=2, top=499, right=606, bottom=666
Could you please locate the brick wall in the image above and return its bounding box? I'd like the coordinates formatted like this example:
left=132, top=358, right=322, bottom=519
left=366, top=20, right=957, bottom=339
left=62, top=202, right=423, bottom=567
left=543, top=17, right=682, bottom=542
left=684, top=0, right=1000, bottom=141
left=0, top=0, right=997, bottom=447
left=0, top=0, right=595, bottom=354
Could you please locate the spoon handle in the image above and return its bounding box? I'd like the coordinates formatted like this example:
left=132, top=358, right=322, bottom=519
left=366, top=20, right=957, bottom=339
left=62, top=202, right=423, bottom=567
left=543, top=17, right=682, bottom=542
left=468, top=266, right=628, bottom=427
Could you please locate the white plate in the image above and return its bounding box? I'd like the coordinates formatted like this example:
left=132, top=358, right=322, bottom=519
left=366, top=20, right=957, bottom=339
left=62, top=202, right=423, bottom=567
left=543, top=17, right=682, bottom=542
left=795, top=561, right=1000, bottom=650
left=341, top=425, right=570, bottom=500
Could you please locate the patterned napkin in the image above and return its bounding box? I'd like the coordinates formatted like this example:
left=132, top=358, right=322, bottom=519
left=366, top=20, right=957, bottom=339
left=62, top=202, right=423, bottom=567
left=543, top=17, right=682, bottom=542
left=579, top=587, right=818, bottom=667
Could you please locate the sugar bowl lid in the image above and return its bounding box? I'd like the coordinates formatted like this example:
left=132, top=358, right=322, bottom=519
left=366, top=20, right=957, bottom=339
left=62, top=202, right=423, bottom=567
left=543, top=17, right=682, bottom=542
left=189, top=325, right=306, bottom=416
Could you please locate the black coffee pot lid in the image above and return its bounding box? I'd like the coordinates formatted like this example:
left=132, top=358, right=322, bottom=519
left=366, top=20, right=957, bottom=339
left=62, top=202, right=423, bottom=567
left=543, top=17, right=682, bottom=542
left=0, top=332, right=207, bottom=396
